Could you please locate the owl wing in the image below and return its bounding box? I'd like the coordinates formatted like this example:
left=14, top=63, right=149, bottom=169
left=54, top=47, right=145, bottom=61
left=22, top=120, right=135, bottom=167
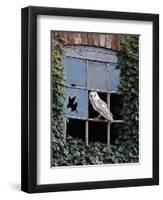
left=97, top=99, right=108, bottom=109
left=96, top=99, right=113, bottom=122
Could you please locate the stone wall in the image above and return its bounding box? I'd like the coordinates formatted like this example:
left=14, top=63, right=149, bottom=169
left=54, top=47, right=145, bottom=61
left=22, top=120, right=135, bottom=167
left=52, top=32, right=127, bottom=52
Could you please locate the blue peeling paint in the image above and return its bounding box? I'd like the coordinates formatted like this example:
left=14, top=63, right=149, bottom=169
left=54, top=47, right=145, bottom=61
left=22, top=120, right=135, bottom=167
left=64, top=57, right=87, bottom=87
left=66, top=88, right=88, bottom=118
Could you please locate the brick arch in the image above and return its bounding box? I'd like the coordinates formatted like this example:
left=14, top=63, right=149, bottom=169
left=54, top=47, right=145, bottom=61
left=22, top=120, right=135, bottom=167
left=53, top=32, right=126, bottom=52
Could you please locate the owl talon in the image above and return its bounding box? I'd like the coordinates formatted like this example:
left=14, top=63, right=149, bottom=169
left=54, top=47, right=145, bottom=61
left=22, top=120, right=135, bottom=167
left=66, top=117, right=69, bottom=124
left=93, top=114, right=102, bottom=120
left=97, top=114, right=102, bottom=119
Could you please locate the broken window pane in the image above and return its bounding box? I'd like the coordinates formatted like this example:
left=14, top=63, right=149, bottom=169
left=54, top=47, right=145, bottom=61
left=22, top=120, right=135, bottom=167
left=67, top=119, right=85, bottom=141
left=110, top=93, right=123, bottom=119
left=66, top=87, right=88, bottom=118
left=89, top=121, right=107, bottom=143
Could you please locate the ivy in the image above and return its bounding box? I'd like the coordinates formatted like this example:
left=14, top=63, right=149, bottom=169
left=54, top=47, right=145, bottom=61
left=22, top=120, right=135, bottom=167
left=52, top=33, right=139, bottom=166
left=115, top=36, right=139, bottom=162
left=51, top=50, right=66, bottom=149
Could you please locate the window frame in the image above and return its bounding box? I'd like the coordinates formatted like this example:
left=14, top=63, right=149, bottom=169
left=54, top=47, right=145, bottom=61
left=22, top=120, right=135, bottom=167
left=64, top=45, right=123, bottom=146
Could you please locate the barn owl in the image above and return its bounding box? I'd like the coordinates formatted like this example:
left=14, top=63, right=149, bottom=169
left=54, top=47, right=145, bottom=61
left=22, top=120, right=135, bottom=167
left=89, top=91, right=114, bottom=122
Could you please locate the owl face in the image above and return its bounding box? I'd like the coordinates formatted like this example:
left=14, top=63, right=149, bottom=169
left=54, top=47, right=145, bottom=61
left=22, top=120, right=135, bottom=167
left=89, top=91, right=99, bottom=101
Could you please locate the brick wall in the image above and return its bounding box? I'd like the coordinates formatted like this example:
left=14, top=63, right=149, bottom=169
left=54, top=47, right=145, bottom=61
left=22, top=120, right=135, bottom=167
left=52, top=32, right=126, bottom=52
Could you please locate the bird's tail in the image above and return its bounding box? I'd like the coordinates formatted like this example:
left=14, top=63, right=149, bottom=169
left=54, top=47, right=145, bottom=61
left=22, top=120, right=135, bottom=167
left=107, top=113, right=114, bottom=122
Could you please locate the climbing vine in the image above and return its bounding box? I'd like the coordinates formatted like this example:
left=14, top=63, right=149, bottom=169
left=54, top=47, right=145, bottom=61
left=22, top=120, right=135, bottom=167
left=115, top=36, right=139, bottom=162
left=51, top=32, right=66, bottom=165
left=51, top=33, right=139, bottom=166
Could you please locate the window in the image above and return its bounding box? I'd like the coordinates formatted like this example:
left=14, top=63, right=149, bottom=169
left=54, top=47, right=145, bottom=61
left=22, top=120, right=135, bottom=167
left=64, top=46, right=123, bottom=146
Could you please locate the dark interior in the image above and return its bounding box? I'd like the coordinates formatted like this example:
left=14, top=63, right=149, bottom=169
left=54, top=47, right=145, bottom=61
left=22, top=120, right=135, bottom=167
left=88, top=121, right=107, bottom=143
left=67, top=119, right=85, bottom=141
left=110, top=93, right=123, bottom=120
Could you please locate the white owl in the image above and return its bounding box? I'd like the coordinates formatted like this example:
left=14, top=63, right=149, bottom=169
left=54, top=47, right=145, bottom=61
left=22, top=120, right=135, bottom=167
left=89, top=91, right=114, bottom=122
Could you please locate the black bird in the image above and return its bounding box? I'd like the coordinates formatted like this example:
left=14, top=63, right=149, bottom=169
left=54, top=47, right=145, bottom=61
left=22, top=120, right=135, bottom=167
left=67, top=96, right=78, bottom=113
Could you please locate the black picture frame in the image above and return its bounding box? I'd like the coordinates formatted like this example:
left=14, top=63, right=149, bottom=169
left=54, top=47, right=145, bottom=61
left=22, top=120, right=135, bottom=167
left=21, top=6, right=159, bottom=193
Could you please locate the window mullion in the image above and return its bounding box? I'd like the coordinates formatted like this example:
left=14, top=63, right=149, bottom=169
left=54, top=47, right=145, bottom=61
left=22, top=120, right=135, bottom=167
left=107, top=63, right=111, bottom=147
left=85, top=121, right=89, bottom=145
left=86, top=59, right=89, bottom=145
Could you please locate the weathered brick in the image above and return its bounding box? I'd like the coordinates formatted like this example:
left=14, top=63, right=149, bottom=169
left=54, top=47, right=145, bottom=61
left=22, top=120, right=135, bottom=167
left=111, top=35, right=119, bottom=51
left=53, top=31, right=122, bottom=52
left=99, top=34, right=105, bottom=47
left=81, top=33, right=88, bottom=45
left=67, top=33, right=81, bottom=45
left=87, top=33, right=94, bottom=45
left=93, top=34, right=100, bottom=46
left=105, top=35, right=112, bottom=49
left=67, top=33, right=74, bottom=45
left=73, top=33, right=82, bottom=44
